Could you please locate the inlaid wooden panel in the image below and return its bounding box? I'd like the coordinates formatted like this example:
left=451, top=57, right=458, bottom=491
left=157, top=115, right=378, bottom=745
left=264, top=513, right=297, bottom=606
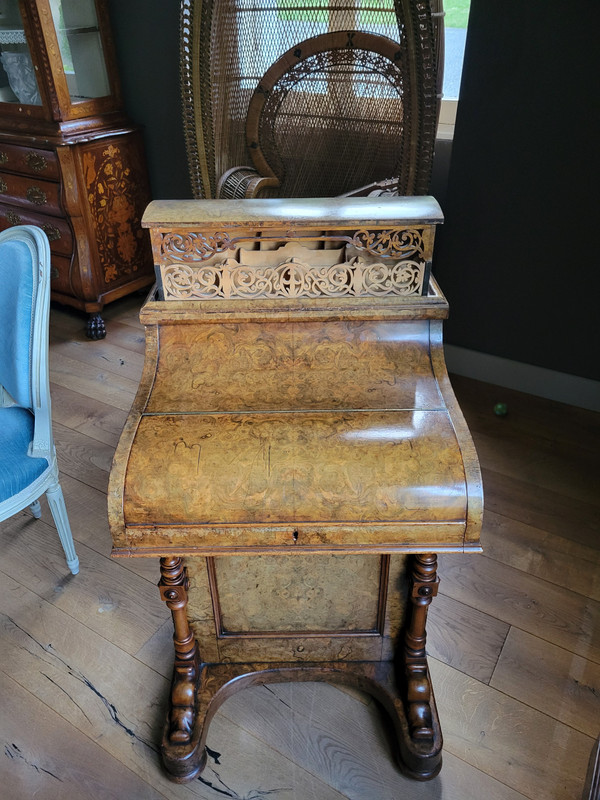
left=211, top=554, right=384, bottom=633
left=146, top=319, right=444, bottom=413
left=184, top=554, right=409, bottom=664
left=123, top=409, right=466, bottom=527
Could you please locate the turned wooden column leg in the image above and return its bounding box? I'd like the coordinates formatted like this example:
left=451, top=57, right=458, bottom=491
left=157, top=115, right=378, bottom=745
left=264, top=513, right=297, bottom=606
left=159, top=557, right=199, bottom=744
left=402, top=552, right=439, bottom=741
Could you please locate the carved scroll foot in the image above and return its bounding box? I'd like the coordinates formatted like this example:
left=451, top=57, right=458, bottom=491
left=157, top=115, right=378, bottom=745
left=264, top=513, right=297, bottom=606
left=86, top=312, right=106, bottom=340
left=159, top=557, right=201, bottom=777
left=399, top=553, right=441, bottom=759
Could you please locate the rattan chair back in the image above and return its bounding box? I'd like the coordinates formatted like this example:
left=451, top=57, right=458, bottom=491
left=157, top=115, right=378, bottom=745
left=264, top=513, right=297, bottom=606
left=180, top=0, right=442, bottom=198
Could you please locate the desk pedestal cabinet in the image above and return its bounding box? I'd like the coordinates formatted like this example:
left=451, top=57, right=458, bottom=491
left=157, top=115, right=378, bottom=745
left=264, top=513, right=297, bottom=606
left=108, top=197, right=482, bottom=782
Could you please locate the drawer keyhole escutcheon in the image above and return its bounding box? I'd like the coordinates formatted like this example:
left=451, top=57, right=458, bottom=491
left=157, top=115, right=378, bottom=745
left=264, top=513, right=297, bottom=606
left=25, top=152, right=48, bottom=172
left=26, top=186, right=47, bottom=205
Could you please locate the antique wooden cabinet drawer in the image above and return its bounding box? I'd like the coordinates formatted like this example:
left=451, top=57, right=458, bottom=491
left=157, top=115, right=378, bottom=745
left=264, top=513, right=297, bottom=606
left=48, top=254, right=77, bottom=297
left=0, top=203, right=73, bottom=256
left=0, top=172, right=61, bottom=216
left=0, top=142, right=60, bottom=181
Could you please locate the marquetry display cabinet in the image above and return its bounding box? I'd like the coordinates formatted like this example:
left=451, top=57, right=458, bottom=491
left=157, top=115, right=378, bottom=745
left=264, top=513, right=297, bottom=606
left=0, top=0, right=153, bottom=338
left=108, top=196, right=483, bottom=782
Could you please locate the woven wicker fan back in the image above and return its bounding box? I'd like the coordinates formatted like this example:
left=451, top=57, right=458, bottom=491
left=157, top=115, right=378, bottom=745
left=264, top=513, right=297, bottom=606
left=246, top=31, right=411, bottom=197
left=180, top=0, right=440, bottom=198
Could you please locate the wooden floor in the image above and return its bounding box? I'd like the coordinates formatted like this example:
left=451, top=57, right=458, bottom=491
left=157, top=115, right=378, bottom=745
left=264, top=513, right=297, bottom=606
left=1, top=294, right=598, bottom=800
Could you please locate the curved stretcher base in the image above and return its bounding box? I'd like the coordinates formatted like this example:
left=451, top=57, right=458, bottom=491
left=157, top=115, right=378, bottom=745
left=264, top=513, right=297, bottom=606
left=161, top=658, right=443, bottom=784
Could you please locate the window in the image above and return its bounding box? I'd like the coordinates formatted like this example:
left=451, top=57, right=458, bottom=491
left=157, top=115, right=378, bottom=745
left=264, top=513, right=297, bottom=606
left=438, top=0, right=471, bottom=138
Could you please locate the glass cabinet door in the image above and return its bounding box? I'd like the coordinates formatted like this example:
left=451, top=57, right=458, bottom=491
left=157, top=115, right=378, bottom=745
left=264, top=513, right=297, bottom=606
left=49, top=0, right=110, bottom=101
left=0, top=0, right=41, bottom=105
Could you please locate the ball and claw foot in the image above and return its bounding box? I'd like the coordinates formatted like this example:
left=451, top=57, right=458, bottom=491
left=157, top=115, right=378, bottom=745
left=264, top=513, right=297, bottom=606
left=86, top=313, right=106, bottom=340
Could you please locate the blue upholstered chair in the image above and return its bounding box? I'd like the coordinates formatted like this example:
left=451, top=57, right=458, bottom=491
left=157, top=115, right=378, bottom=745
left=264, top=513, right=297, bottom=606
left=0, top=225, right=79, bottom=574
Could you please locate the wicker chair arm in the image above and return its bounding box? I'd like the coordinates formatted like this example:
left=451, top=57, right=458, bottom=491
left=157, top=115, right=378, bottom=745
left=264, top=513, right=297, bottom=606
left=217, top=166, right=280, bottom=199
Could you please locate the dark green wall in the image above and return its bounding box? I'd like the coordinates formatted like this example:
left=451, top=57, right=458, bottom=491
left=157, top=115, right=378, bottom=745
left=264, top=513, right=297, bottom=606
left=106, top=1, right=599, bottom=380
left=106, top=1, right=190, bottom=199
left=433, top=0, right=599, bottom=380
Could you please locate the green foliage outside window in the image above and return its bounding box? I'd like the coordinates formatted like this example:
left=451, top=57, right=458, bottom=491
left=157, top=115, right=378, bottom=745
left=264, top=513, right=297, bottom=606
left=444, top=0, right=470, bottom=28
left=277, top=1, right=470, bottom=29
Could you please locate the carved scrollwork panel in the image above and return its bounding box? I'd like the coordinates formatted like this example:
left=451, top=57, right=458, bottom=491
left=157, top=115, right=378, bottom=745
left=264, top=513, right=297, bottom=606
left=352, top=228, right=425, bottom=259
left=160, top=231, right=233, bottom=262
left=159, top=227, right=426, bottom=264
left=161, top=255, right=425, bottom=300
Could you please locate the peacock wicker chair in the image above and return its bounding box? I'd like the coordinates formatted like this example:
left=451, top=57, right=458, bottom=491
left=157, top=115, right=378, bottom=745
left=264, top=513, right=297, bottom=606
left=180, top=0, right=444, bottom=200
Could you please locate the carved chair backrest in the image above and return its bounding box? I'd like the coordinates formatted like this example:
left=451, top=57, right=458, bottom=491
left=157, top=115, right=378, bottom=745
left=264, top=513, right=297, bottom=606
left=180, top=0, right=442, bottom=199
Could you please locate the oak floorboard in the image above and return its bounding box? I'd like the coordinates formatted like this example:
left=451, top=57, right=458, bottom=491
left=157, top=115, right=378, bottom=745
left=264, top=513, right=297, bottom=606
left=218, top=680, right=530, bottom=800
left=100, top=292, right=147, bottom=329
left=427, top=593, right=509, bottom=684
left=470, top=427, right=600, bottom=508
left=481, top=509, right=600, bottom=602
left=480, top=466, right=599, bottom=550
left=49, top=333, right=145, bottom=380
left=40, top=473, right=160, bottom=583
left=49, top=350, right=139, bottom=412
left=450, top=374, right=600, bottom=456
left=490, top=627, right=600, bottom=738
left=437, top=553, right=600, bottom=663
left=51, top=298, right=146, bottom=351
left=0, top=574, right=348, bottom=800
left=52, top=421, right=113, bottom=492
left=50, top=381, right=129, bottom=448
left=429, top=657, right=593, bottom=800
left=0, top=670, right=167, bottom=800
left=135, top=619, right=175, bottom=679
left=0, top=511, right=168, bottom=654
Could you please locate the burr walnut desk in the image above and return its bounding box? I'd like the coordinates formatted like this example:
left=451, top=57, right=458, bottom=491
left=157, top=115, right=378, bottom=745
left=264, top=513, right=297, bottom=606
left=108, top=196, right=482, bottom=783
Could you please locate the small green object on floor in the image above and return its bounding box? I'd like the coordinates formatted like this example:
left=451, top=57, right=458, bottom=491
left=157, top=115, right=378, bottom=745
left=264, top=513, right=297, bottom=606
left=494, top=402, right=508, bottom=416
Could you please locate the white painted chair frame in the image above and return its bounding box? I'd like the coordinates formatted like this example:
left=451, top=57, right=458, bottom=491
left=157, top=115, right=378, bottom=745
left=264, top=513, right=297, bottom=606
left=0, top=225, right=79, bottom=574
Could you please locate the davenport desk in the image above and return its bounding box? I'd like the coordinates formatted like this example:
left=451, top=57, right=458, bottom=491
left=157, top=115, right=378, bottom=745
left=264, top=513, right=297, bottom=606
left=108, top=196, right=482, bottom=782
